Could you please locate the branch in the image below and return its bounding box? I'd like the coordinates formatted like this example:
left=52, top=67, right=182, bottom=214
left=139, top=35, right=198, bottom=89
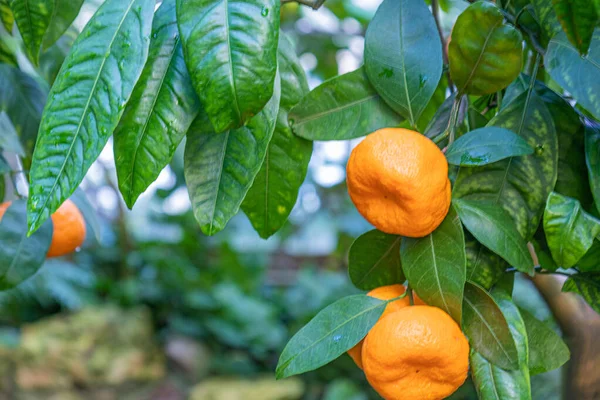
left=281, top=0, right=326, bottom=10
left=431, top=0, right=454, bottom=90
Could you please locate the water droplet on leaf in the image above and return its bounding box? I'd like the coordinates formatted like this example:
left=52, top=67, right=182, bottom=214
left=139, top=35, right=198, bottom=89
left=261, top=6, right=269, bottom=16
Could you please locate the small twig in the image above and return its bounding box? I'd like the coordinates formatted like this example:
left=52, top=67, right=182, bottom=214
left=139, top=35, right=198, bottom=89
left=431, top=0, right=454, bottom=91
left=281, top=0, right=326, bottom=10
left=527, top=242, right=540, bottom=268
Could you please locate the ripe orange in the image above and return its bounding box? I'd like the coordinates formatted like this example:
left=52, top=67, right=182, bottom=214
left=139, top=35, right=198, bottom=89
left=362, top=305, right=469, bottom=400
left=346, top=128, right=451, bottom=237
left=0, top=199, right=86, bottom=258
left=347, top=285, right=425, bottom=369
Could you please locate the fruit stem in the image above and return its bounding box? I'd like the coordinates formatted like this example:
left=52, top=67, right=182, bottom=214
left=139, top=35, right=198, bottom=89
left=432, top=95, right=463, bottom=146
left=407, top=285, right=415, bottom=306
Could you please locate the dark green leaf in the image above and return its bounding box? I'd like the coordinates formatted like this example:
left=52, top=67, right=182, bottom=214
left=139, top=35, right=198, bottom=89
left=552, top=0, right=598, bottom=55
left=400, top=206, right=466, bottom=323
left=0, top=64, right=46, bottom=160
left=578, top=240, right=600, bottom=272
left=453, top=90, right=558, bottom=240
left=532, top=0, right=561, bottom=46
left=176, top=0, right=280, bottom=132
left=519, top=307, right=570, bottom=375
left=562, top=272, right=600, bottom=314
left=463, top=281, right=520, bottom=370
left=241, top=34, right=312, bottom=238
left=544, top=192, right=600, bottom=268
left=449, top=1, right=523, bottom=95
left=114, top=0, right=201, bottom=209
left=446, top=127, right=534, bottom=166
left=185, top=76, right=280, bottom=236
left=348, top=230, right=403, bottom=291
left=0, top=111, right=24, bottom=155
left=27, top=0, right=154, bottom=235
left=471, top=288, right=531, bottom=399
left=585, top=123, right=600, bottom=214
left=364, top=0, right=442, bottom=126
left=0, top=200, right=52, bottom=290
left=424, top=93, right=467, bottom=141
left=454, top=199, right=533, bottom=274
left=40, top=0, right=83, bottom=50
left=9, top=0, right=52, bottom=64
left=0, top=0, right=13, bottom=32
left=289, top=67, right=403, bottom=141
left=545, top=30, right=600, bottom=121
left=276, top=294, right=386, bottom=379
left=465, top=237, right=507, bottom=290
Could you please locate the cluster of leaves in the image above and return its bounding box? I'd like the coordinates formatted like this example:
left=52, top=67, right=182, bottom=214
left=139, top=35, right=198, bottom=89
left=272, top=0, right=600, bottom=398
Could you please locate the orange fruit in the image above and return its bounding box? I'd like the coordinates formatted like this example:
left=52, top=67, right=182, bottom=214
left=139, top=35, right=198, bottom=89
left=0, top=199, right=86, bottom=258
left=347, top=285, right=425, bottom=369
left=346, top=128, right=451, bottom=237
left=362, top=305, right=469, bottom=400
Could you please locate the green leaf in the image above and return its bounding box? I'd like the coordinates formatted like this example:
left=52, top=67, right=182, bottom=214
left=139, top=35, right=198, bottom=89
left=0, top=154, right=10, bottom=175
left=348, top=230, right=403, bottom=291
left=27, top=0, right=154, bottom=235
left=0, top=111, right=25, bottom=155
left=0, top=200, right=52, bottom=290
left=114, top=0, right=201, bottom=209
left=364, top=0, right=442, bottom=125
left=38, top=26, right=76, bottom=85
left=289, top=67, right=403, bottom=141
left=465, top=237, right=507, bottom=290
left=400, top=206, right=466, bottom=323
left=552, top=0, right=598, bottom=55
left=276, top=294, right=386, bottom=379
left=562, top=272, right=600, bottom=314
left=463, top=281, right=520, bottom=370
left=545, top=30, right=600, bottom=121
left=453, top=90, right=558, bottom=240
left=544, top=192, right=600, bottom=268
left=0, top=64, right=46, bottom=161
left=454, top=199, right=533, bottom=275
left=241, top=34, right=312, bottom=239
left=424, top=93, right=467, bottom=141
left=519, top=307, right=570, bottom=375
left=41, top=0, right=83, bottom=50
left=0, top=0, right=14, bottom=32
left=0, top=32, right=17, bottom=65
left=446, top=127, right=534, bottom=167
left=532, top=0, right=562, bottom=46
left=578, top=240, right=600, bottom=272
left=176, top=0, right=280, bottom=132
left=449, top=1, right=523, bottom=96
left=585, top=123, right=600, bottom=214
left=185, top=75, right=280, bottom=236
left=8, top=0, right=53, bottom=64
left=471, top=288, right=531, bottom=399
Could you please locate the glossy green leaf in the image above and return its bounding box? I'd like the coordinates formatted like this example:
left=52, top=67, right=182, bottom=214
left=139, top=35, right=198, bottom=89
left=400, top=207, right=466, bottom=323
left=0, top=0, right=13, bottom=32
left=544, top=192, right=600, bottom=268
left=9, top=0, right=52, bottom=64
left=348, top=230, right=403, bottom=291
left=586, top=123, right=600, bottom=214
left=545, top=30, right=600, bottom=121
left=453, top=90, right=558, bottom=240
left=471, top=288, right=531, bottom=399
left=241, top=34, right=312, bottom=239
left=176, top=0, right=279, bottom=132
left=446, top=127, right=534, bottom=166
left=532, top=0, right=561, bottom=46
left=0, top=111, right=24, bottom=155
left=465, top=237, right=507, bottom=290
left=578, top=241, right=600, bottom=272
left=449, top=2, right=522, bottom=95
left=185, top=76, right=280, bottom=236
left=276, top=294, right=386, bottom=379
left=562, top=272, right=600, bottom=314
left=364, top=0, right=442, bottom=125
left=552, top=0, right=598, bottom=55
left=519, top=307, right=570, bottom=375
left=0, top=200, right=52, bottom=290
left=41, top=0, right=83, bottom=50
left=0, top=64, right=46, bottom=160
left=454, top=199, right=533, bottom=275
left=27, top=0, right=154, bottom=235
left=463, top=281, right=520, bottom=370
left=289, top=67, right=403, bottom=141
left=424, top=94, right=467, bottom=141
left=114, top=0, right=200, bottom=209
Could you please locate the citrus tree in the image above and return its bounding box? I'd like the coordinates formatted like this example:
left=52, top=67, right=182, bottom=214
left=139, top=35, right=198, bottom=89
left=1, top=0, right=600, bottom=398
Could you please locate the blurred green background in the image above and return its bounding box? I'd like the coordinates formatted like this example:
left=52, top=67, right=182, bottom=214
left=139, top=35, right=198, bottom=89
left=0, top=0, right=566, bottom=399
